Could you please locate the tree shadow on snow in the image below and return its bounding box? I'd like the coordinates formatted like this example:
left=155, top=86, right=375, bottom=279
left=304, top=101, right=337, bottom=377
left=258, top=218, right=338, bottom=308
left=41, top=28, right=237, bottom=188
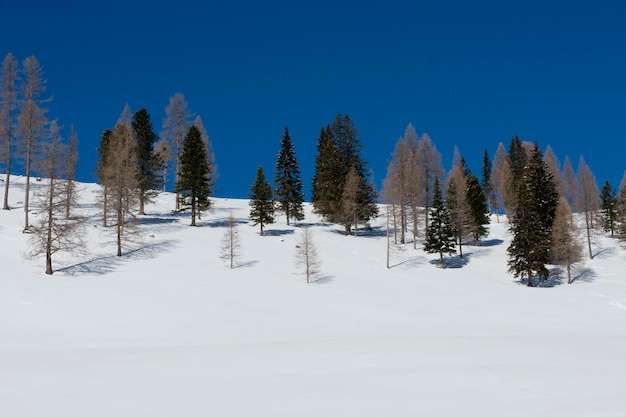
left=479, top=238, right=504, bottom=247
left=55, top=240, right=177, bottom=276
left=571, top=267, right=598, bottom=284
left=329, top=225, right=387, bottom=238
left=310, top=274, right=333, bottom=284
left=263, top=229, right=295, bottom=237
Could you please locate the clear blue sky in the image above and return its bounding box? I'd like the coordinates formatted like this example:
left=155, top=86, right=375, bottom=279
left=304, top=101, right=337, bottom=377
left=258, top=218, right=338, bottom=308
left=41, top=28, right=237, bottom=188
left=2, top=1, right=625, bottom=199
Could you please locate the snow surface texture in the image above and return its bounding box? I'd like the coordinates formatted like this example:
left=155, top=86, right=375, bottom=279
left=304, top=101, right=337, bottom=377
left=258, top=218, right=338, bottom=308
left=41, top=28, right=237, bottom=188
left=2, top=176, right=626, bottom=416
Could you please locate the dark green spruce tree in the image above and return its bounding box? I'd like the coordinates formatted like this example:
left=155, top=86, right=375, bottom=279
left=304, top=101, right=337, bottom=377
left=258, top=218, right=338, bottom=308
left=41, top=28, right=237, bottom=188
left=481, top=148, right=494, bottom=213
left=274, top=126, right=304, bottom=225
left=311, top=114, right=377, bottom=234
left=132, top=108, right=164, bottom=215
left=424, top=177, right=456, bottom=267
left=249, top=166, right=274, bottom=236
left=507, top=144, right=558, bottom=287
left=600, top=179, right=618, bottom=237
left=176, top=125, right=213, bottom=226
left=465, top=172, right=490, bottom=245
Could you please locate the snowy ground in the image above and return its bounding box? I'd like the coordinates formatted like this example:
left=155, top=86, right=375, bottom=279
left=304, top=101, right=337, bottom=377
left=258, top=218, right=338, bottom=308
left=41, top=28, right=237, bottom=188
left=1, top=176, right=626, bottom=416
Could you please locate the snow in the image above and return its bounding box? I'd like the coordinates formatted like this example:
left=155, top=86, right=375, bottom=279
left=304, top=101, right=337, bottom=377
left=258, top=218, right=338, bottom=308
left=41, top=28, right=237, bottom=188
left=2, top=175, right=626, bottom=416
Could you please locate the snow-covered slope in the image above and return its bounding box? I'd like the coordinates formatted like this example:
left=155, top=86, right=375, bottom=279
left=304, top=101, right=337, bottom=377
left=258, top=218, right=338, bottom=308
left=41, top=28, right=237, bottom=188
left=1, top=176, right=626, bottom=416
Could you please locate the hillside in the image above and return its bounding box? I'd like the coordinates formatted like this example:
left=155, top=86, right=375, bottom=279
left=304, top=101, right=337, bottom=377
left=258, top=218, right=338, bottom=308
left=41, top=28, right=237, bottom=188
left=2, top=176, right=626, bottom=416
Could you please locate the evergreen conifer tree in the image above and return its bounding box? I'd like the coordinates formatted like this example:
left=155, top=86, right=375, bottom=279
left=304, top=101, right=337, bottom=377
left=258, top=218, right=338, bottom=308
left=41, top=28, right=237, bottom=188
left=424, top=177, right=456, bottom=267
left=481, top=148, right=493, bottom=213
left=507, top=144, right=558, bottom=286
left=274, top=126, right=304, bottom=225
left=176, top=125, right=213, bottom=226
left=249, top=166, right=274, bottom=236
left=312, top=115, right=377, bottom=233
left=465, top=172, right=490, bottom=245
left=132, top=108, right=163, bottom=215
left=600, top=179, right=618, bottom=237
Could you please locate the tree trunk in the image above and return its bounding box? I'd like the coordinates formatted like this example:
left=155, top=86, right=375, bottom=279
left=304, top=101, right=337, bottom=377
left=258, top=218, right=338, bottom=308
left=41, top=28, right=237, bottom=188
left=567, top=262, right=572, bottom=284
left=2, top=161, right=10, bottom=210
left=585, top=210, right=592, bottom=259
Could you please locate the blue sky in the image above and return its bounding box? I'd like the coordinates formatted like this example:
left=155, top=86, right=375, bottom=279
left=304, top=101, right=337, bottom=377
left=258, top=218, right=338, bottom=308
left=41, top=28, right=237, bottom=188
left=2, top=1, right=625, bottom=199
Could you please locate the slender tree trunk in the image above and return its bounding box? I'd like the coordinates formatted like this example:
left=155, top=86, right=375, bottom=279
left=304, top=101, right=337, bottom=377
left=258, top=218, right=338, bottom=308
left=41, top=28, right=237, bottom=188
left=527, top=270, right=533, bottom=287
left=2, top=165, right=10, bottom=210
left=585, top=210, right=592, bottom=259
left=45, top=179, right=54, bottom=275
left=116, top=192, right=123, bottom=256
left=139, top=191, right=145, bottom=215
left=567, top=262, right=572, bottom=284
left=190, top=195, right=196, bottom=226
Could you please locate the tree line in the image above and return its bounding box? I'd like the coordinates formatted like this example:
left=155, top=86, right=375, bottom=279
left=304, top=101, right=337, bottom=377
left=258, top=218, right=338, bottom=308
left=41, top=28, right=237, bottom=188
left=3, top=53, right=626, bottom=284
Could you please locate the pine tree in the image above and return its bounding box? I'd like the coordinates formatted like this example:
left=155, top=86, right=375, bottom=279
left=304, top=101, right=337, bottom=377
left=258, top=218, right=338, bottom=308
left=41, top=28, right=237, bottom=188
left=249, top=166, right=274, bottom=236
left=600, top=179, right=617, bottom=237
left=424, top=177, right=456, bottom=267
left=1, top=52, right=19, bottom=210
left=132, top=108, right=163, bottom=215
left=311, top=126, right=341, bottom=221
left=617, top=171, right=626, bottom=239
left=465, top=172, right=489, bottom=245
left=176, top=125, right=213, bottom=226
left=96, top=129, right=113, bottom=227
left=26, top=120, right=85, bottom=274
left=481, top=148, right=493, bottom=214
left=17, top=56, right=48, bottom=230
left=551, top=197, right=583, bottom=284
left=295, top=225, right=321, bottom=283
left=273, top=126, right=304, bottom=225
left=505, top=135, right=527, bottom=216
left=311, top=115, right=377, bottom=233
left=507, top=144, right=558, bottom=287
left=219, top=212, right=242, bottom=269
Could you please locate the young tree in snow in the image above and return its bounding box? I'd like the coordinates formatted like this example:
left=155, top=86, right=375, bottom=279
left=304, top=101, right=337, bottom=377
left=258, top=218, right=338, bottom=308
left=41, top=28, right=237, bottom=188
left=295, top=225, right=321, bottom=283
left=382, top=126, right=420, bottom=246
left=424, top=177, right=456, bottom=267
left=26, top=120, right=85, bottom=274
left=132, top=108, right=163, bottom=215
left=274, top=126, right=304, bottom=225
left=446, top=163, right=470, bottom=258
left=561, top=156, right=578, bottom=216
left=600, top=179, right=618, bottom=237
left=490, top=142, right=508, bottom=222
left=219, top=212, right=242, bottom=269
left=101, top=123, right=139, bottom=256
left=17, top=55, right=48, bottom=230
left=576, top=156, right=600, bottom=259
left=162, top=93, right=192, bottom=209
left=249, top=166, right=274, bottom=236
left=1, top=52, right=19, bottom=210
left=415, top=133, right=444, bottom=235
left=551, top=197, right=583, bottom=284
left=341, top=165, right=361, bottom=236
left=507, top=144, right=558, bottom=287
left=176, top=125, right=213, bottom=226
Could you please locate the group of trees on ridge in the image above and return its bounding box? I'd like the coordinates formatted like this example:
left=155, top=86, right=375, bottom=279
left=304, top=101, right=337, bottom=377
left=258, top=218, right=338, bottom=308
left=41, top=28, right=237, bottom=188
left=2, top=53, right=626, bottom=286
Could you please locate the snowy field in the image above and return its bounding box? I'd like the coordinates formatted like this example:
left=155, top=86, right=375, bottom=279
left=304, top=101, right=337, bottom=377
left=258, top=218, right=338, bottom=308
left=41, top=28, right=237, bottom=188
left=1, top=176, right=626, bottom=416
